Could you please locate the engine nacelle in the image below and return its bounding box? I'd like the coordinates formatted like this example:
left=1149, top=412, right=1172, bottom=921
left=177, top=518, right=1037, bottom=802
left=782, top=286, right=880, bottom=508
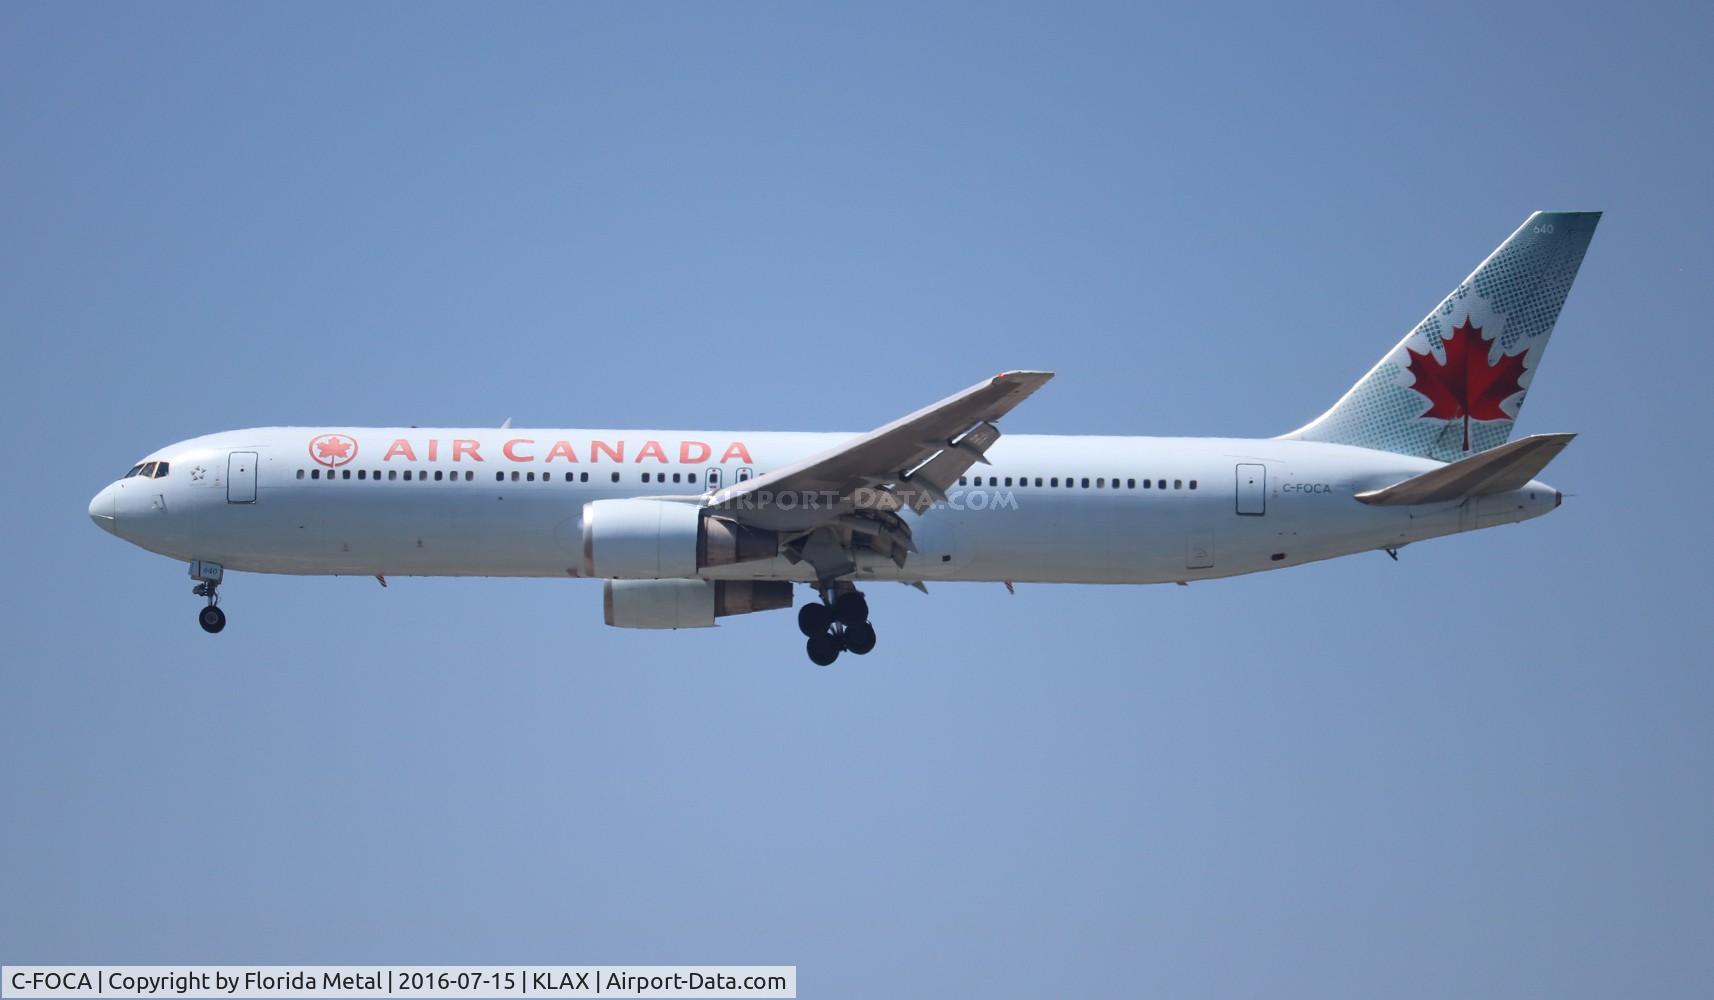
left=603, top=579, right=794, bottom=629
left=581, top=498, right=778, bottom=579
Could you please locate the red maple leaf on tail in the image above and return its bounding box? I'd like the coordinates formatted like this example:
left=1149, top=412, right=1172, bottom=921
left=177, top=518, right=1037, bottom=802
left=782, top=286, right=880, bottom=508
left=1404, top=316, right=1528, bottom=451
left=316, top=437, right=352, bottom=460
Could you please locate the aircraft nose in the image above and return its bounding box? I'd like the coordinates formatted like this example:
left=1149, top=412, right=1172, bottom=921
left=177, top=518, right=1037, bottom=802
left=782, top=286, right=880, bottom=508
left=88, top=484, right=116, bottom=534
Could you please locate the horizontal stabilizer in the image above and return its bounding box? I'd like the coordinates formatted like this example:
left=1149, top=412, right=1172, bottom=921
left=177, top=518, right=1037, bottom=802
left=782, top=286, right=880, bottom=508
left=1354, top=433, right=1575, bottom=506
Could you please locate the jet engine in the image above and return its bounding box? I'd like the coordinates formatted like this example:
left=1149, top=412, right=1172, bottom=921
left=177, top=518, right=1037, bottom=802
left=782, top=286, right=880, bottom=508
left=603, top=578, right=794, bottom=629
left=581, top=498, right=779, bottom=579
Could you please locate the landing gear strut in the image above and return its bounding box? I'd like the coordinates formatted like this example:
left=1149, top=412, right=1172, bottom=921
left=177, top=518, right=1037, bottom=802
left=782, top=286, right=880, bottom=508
left=190, top=560, right=226, bottom=634
left=800, top=586, right=875, bottom=665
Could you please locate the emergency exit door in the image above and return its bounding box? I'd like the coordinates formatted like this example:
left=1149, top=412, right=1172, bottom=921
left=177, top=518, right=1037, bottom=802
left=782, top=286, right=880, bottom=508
left=228, top=452, right=258, bottom=503
left=1235, top=463, right=1266, bottom=516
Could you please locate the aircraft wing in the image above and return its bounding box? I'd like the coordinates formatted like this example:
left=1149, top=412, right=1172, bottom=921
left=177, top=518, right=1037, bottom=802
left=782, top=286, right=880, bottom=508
left=707, top=370, right=1053, bottom=578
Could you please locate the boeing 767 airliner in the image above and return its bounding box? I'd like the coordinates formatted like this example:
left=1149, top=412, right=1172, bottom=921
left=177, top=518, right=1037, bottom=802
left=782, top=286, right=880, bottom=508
left=89, top=212, right=1598, bottom=664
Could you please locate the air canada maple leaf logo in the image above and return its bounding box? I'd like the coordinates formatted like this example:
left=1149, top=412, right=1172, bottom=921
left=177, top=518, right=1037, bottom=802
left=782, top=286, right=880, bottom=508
left=309, top=433, right=358, bottom=467
left=1405, top=316, right=1528, bottom=451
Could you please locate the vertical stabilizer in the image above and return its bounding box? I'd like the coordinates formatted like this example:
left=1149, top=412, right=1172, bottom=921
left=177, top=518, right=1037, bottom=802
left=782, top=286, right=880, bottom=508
left=1283, top=211, right=1599, bottom=460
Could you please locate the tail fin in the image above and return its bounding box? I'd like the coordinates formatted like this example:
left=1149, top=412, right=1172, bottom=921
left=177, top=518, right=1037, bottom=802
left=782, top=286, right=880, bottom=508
left=1283, top=211, right=1599, bottom=461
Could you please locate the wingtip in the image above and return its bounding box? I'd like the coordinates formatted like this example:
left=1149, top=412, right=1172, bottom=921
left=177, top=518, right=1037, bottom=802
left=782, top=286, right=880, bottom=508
left=993, top=369, right=1056, bottom=384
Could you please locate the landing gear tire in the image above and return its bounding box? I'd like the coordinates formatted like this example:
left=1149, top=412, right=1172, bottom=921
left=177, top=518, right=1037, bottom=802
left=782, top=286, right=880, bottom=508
left=798, top=602, right=833, bottom=637
left=832, top=591, right=869, bottom=627
left=806, top=630, right=842, bottom=666
left=844, top=620, right=876, bottom=655
left=198, top=605, right=227, bottom=634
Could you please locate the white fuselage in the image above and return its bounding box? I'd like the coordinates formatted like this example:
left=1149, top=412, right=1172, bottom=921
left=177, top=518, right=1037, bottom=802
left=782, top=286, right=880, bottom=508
left=88, top=427, right=1560, bottom=586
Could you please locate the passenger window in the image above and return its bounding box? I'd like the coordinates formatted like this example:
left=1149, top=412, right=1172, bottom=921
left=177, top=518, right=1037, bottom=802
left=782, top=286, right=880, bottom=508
left=1190, top=480, right=1198, bottom=489
left=342, top=469, right=351, bottom=479
left=687, top=472, right=696, bottom=484
left=1004, top=477, right=1013, bottom=487
left=581, top=472, right=589, bottom=482
left=1096, top=478, right=1105, bottom=488
left=959, top=477, right=968, bottom=486
left=496, top=472, right=505, bottom=482
left=1035, top=477, right=1043, bottom=487
left=528, top=471, right=536, bottom=482
left=1050, top=477, right=1058, bottom=487
left=358, top=469, right=367, bottom=480
left=673, top=473, right=682, bottom=484
left=1081, top=478, right=1090, bottom=488
left=1127, top=478, right=1135, bottom=489
left=433, top=470, right=443, bottom=481
left=402, top=470, right=411, bottom=481
left=1174, top=479, right=1183, bottom=489
left=296, top=469, right=305, bottom=480
left=611, top=472, right=620, bottom=483
left=511, top=471, right=520, bottom=481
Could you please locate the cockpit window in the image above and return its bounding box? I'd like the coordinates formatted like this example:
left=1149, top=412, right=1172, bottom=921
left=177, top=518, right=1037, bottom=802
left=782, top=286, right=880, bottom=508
left=124, top=464, right=144, bottom=478
left=139, top=462, right=158, bottom=478
left=152, top=462, right=169, bottom=478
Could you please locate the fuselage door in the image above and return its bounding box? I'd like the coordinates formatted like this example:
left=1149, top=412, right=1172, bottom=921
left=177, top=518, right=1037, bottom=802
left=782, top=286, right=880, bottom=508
left=1235, top=463, right=1265, bottom=516
left=227, top=451, right=258, bottom=504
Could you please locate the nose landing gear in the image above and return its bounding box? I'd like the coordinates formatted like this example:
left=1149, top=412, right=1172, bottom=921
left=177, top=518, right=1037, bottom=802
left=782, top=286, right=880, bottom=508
left=799, top=587, right=875, bottom=665
left=190, top=560, right=226, bottom=634
left=197, top=601, right=226, bottom=634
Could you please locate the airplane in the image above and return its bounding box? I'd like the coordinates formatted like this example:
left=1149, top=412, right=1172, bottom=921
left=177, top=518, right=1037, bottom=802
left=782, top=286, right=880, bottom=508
left=89, top=211, right=1599, bottom=665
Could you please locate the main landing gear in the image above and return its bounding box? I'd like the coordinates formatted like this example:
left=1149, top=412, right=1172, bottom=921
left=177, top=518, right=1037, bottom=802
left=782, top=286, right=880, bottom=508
left=798, top=588, right=875, bottom=666
left=190, top=559, right=226, bottom=634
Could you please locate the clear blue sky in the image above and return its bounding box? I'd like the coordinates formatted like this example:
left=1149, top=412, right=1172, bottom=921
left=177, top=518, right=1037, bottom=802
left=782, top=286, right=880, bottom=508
left=4, top=3, right=1711, bottom=996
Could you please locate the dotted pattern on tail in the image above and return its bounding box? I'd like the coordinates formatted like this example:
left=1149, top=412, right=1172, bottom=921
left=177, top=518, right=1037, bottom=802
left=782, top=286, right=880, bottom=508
left=1286, top=212, right=1599, bottom=463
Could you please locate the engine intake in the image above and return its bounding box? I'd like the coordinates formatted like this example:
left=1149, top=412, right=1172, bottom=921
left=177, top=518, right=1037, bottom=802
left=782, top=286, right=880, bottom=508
left=604, top=579, right=794, bottom=629
left=582, top=498, right=778, bottom=579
